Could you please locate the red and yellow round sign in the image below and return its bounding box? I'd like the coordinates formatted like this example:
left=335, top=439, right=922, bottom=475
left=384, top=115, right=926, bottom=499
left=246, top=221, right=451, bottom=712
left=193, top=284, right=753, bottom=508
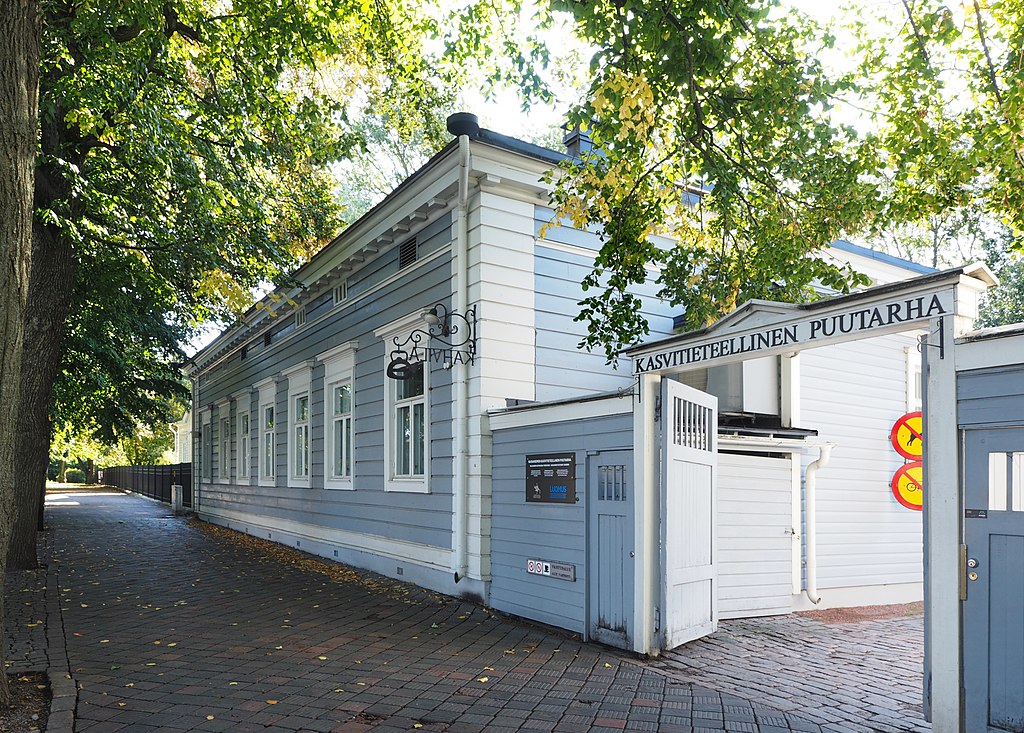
left=891, top=461, right=924, bottom=511
left=890, top=411, right=924, bottom=460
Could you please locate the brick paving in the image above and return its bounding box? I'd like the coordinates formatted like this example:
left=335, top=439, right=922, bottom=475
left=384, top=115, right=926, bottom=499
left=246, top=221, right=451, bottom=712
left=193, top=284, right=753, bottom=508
left=4, top=565, right=49, bottom=673
left=5, top=488, right=927, bottom=732
left=653, top=615, right=930, bottom=733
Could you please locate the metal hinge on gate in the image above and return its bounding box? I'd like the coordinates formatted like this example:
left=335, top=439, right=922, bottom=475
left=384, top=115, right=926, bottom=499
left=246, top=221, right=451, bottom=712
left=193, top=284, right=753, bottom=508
left=654, top=395, right=662, bottom=424
left=654, top=607, right=660, bottom=632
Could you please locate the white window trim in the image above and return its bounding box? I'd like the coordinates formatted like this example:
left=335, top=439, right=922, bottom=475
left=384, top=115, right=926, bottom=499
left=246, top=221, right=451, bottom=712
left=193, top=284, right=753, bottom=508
left=318, top=342, right=358, bottom=490
left=375, top=314, right=430, bottom=493
left=283, top=361, right=314, bottom=488
left=200, top=409, right=212, bottom=482
left=215, top=399, right=231, bottom=484
left=255, top=377, right=278, bottom=487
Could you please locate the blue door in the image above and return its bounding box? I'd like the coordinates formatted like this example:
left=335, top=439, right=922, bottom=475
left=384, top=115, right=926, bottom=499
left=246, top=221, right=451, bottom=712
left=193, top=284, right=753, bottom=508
left=588, top=451, right=633, bottom=649
left=963, top=426, right=1024, bottom=733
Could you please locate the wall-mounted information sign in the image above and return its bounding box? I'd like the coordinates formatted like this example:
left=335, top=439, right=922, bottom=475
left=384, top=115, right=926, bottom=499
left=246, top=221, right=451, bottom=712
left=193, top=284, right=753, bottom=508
left=527, top=558, right=576, bottom=581
left=526, top=453, right=576, bottom=503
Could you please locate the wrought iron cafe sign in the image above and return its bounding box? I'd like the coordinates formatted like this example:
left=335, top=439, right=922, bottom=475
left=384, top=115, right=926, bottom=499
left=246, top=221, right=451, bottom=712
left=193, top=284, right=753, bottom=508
left=387, top=303, right=477, bottom=380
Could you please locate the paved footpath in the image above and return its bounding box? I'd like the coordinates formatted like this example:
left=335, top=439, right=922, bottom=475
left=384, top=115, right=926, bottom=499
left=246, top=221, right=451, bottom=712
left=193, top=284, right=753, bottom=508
left=13, top=488, right=920, bottom=733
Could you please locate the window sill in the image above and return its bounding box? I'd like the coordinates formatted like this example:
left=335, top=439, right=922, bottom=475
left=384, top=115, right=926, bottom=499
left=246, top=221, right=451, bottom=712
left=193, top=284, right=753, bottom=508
left=324, top=479, right=355, bottom=490
left=288, top=477, right=312, bottom=489
left=258, top=478, right=276, bottom=487
left=385, top=478, right=429, bottom=494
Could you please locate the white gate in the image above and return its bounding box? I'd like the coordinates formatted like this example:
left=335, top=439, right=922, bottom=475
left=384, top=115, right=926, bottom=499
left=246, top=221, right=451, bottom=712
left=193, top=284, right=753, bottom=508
left=661, top=379, right=718, bottom=649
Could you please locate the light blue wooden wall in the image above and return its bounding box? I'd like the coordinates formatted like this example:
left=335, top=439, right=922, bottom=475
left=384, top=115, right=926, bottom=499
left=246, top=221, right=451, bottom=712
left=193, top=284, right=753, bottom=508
left=533, top=206, right=676, bottom=401
left=489, top=411, right=633, bottom=634
left=958, top=363, right=1024, bottom=427
left=197, top=213, right=456, bottom=550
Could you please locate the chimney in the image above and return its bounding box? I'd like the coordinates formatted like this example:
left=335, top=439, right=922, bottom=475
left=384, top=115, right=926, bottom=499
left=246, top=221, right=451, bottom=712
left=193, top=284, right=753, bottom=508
left=563, top=125, right=594, bottom=157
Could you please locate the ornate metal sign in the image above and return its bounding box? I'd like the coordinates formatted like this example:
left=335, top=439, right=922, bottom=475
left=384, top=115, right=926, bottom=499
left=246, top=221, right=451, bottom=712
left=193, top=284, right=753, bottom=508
left=387, top=303, right=477, bottom=380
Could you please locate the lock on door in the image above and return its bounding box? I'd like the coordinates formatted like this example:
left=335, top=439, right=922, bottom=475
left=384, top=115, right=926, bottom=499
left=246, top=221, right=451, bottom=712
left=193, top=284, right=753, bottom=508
left=968, top=557, right=979, bottom=581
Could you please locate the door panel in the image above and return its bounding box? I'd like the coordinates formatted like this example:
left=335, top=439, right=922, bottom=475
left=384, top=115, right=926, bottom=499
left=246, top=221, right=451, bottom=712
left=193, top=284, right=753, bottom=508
left=588, top=451, right=633, bottom=649
left=661, top=380, right=718, bottom=649
left=963, top=427, right=1024, bottom=733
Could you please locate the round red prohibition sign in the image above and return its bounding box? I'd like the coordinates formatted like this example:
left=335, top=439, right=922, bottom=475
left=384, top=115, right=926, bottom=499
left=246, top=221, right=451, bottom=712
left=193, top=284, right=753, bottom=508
left=891, top=461, right=924, bottom=511
left=890, top=411, right=924, bottom=460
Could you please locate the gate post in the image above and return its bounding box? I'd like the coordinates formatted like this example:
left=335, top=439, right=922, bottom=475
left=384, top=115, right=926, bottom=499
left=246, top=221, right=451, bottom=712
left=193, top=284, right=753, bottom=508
left=632, top=372, right=660, bottom=655
left=924, top=314, right=962, bottom=732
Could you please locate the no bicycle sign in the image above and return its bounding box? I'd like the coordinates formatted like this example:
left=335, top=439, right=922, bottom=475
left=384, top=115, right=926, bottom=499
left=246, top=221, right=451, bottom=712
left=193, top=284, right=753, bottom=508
left=889, top=411, right=924, bottom=511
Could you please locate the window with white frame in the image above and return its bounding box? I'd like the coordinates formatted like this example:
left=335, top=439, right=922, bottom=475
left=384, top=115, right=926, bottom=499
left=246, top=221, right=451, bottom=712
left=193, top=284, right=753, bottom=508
left=200, top=410, right=212, bottom=481
left=906, top=345, right=923, bottom=413
left=255, top=378, right=278, bottom=486
left=293, top=392, right=310, bottom=480
left=237, top=411, right=250, bottom=479
left=393, top=362, right=426, bottom=478
left=318, top=342, right=357, bottom=489
left=218, top=412, right=231, bottom=482
left=375, top=314, right=430, bottom=493
left=283, top=362, right=313, bottom=488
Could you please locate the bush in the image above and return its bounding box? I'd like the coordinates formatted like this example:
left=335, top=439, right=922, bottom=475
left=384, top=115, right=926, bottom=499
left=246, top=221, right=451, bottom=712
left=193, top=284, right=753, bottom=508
left=64, top=468, right=86, bottom=483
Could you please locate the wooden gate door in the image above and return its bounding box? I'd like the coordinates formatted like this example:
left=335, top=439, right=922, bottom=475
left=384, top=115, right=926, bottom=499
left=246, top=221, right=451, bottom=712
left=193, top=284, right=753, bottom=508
left=963, top=426, right=1024, bottom=733
left=661, top=379, right=718, bottom=649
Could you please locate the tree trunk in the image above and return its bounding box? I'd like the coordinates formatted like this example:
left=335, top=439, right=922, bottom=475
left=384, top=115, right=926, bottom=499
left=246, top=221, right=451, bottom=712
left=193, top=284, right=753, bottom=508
left=7, top=209, right=77, bottom=570
left=0, top=0, right=40, bottom=704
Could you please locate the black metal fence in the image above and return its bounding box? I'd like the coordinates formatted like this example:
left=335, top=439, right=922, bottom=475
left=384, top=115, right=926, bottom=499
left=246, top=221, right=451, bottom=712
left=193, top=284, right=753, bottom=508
left=101, top=463, right=193, bottom=508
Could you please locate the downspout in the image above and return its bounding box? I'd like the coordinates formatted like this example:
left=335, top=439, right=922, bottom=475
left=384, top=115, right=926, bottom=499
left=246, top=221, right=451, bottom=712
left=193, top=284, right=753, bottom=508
left=804, top=443, right=833, bottom=605
left=450, top=115, right=476, bottom=584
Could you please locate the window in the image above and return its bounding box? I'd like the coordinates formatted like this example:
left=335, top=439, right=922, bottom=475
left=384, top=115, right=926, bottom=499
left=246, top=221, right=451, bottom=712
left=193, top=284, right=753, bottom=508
left=218, top=415, right=231, bottom=482
left=375, top=314, right=430, bottom=493
left=906, top=346, right=923, bottom=412
left=237, top=411, right=250, bottom=479
left=255, top=377, right=278, bottom=486
left=330, top=384, right=353, bottom=480
left=293, top=393, right=310, bottom=480
left=200, top=410, right=212, bottom=481
left=318, top=341, right=358, bottom=490
left=283, top=362, right=313, bottom=488
left=394, top=362, right=426, bottom=478
left=262, top=405, right=275, bottom=479
left=989, top=452, right=1024, bottom=511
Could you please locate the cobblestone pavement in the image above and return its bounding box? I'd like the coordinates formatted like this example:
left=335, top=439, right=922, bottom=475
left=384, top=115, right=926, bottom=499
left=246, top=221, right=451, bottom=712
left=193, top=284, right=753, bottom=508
left=44, top=490, right=827, bottom=733
left=653, top=614, right=930, bottom=733
left=4, top=565, right=49, bottom=673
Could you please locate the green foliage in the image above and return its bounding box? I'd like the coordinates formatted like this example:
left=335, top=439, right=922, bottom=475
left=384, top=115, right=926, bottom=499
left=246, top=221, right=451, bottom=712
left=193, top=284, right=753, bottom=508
left=546, top=1, right=873, bottom=361
left=64, top=468, right=86, bottom=483
left=859, top=1, right=1024, bottom=262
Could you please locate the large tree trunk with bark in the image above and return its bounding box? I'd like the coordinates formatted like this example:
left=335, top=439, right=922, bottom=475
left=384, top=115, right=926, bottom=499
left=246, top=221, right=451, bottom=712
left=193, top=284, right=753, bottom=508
left=0, top=0, right=40, bottom=704
left=7, top=133, right=78, bottom=571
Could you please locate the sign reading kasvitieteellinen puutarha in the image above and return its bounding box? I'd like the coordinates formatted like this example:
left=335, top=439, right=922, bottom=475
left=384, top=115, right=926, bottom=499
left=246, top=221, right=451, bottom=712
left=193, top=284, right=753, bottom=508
left=634, top=293, right=948, bottom=375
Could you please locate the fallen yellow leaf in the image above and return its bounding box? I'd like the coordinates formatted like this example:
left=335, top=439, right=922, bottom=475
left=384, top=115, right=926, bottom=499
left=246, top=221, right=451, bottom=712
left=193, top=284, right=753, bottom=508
left=117, top=702, right=126, bottom=707
left=477, top=677, right=489, bottom=683
left=333, top=688, right=344, bottom=693
left=228, top=682, right=238, bottom=686
left=100, top=640, right=109, bottom=644
left=604, top=663, right=612, bottom=668
left=317, top=656, right=327, bottom=660
left=145, top=663, right=157, bottom=667
left=206, top=715, right=215, bottom=720
left=266, top=700, right=278, bottom=705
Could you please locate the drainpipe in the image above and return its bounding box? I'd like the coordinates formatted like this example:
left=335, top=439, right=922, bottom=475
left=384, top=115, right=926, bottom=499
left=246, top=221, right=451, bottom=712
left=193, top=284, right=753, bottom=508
left=804, top=443, right=833, bottom=605
left=448, top=114, right=477, bottom=584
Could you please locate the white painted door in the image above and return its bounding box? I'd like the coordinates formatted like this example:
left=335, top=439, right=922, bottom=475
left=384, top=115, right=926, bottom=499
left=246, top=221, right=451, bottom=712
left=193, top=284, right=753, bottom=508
left=717, top=452, right=795, bottom=618
left=661, top=379, right=718, bottom=649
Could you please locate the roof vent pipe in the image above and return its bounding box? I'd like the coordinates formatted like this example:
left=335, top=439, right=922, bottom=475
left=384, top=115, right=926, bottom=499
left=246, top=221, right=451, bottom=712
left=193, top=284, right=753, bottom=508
left=446, top=112, right=480, bottom=138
